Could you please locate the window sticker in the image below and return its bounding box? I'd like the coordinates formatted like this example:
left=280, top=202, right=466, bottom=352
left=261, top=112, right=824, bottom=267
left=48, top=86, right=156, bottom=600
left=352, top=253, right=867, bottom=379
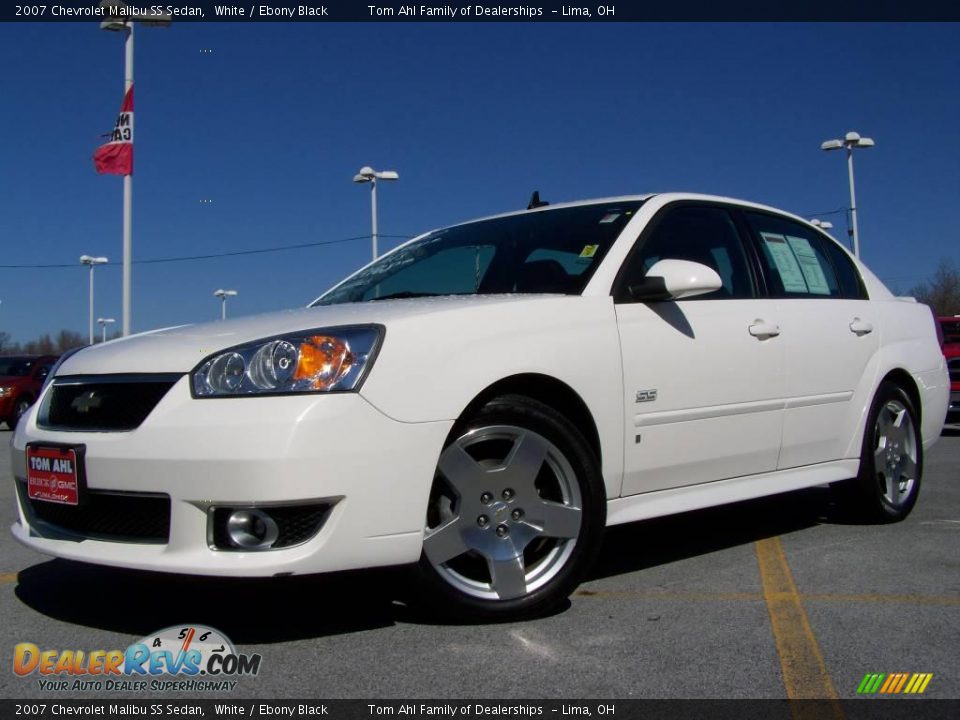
left=760, top=232, right=807, bottom=293
left=785, top=236, right=830, bottom=295
left=599, top=213, right=621, bottom=224
left=579, top=244, right=599, bottom=258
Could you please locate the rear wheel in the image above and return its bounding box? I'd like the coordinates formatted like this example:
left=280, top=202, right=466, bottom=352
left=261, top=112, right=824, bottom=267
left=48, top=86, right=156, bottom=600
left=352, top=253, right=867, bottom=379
left=844, top=381, right=923, bottom=522
left=417, top=395, right=605, bottom=620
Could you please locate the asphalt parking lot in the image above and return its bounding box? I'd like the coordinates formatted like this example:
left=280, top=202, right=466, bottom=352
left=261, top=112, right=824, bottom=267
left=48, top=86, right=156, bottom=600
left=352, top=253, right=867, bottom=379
left=1, top=427, right=957, bottom=700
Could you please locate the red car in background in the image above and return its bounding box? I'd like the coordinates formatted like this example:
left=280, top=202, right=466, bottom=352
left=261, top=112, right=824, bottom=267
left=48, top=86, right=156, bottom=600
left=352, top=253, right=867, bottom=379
left=939, top=316, right=960, bottom=423
left=0, top=355, right=58, bottom=429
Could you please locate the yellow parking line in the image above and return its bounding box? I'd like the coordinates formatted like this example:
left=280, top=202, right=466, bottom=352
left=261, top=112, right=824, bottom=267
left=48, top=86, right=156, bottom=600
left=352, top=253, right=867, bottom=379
left=755, top=537, right=840, bottom=703
left=0, top=572, right=18, bottom=584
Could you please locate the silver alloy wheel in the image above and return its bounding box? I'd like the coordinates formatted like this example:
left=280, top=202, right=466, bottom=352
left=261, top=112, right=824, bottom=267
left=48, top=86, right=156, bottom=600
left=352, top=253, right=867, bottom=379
left=873, top=399, right=918, bottom=508
left=423, top=425, right=583, bottom=601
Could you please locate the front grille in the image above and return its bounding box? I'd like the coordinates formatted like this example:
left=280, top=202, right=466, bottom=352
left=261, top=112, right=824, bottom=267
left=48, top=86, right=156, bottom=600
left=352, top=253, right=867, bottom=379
left=948, top=358, right=960, bottom=384
left=38, top=374, right=181, bottom=431
left=212, top=503, right=332, bottom=550
left=20, top=482, right=170, bottom=543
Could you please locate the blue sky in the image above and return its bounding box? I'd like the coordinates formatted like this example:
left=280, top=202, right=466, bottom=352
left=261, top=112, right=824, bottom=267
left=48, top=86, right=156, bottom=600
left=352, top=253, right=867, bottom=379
left=1, top=22, right=958, bottom=343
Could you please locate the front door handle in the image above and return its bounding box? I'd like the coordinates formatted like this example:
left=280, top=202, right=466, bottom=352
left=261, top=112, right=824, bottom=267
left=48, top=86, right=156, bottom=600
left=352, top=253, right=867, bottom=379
left=749, top=321, right=781, bottom=338
left=849, top=318, right=874, bottom=336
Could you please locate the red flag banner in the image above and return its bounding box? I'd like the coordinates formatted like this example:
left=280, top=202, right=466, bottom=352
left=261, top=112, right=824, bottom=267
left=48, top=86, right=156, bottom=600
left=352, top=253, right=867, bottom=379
left=93, top=86, right=134, bottom=176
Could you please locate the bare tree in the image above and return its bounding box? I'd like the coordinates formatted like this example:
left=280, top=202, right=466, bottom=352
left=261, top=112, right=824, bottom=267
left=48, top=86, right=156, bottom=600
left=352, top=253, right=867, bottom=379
left=910, top=259, right=960, bottom=316
left=23, top=334, right=56, bottom=355
left=0, top=329, right=88, bottom=356
left=55, top=330, right=86, bottom=353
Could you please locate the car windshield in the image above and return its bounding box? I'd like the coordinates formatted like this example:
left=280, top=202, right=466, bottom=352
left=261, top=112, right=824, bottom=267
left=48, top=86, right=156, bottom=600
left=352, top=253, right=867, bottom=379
left=0, top=357, right=33, bottom=376
left=313, top=200, right=646, bottom=305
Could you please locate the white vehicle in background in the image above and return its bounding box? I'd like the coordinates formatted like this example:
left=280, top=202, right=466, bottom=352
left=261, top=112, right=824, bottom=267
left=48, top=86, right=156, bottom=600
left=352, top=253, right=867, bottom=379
left=10, top=193, right=949, bottom=619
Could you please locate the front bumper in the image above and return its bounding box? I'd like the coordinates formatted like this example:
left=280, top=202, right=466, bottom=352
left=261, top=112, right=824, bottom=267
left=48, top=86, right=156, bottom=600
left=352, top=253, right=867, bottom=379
left=10, top=378, right=452, bottom=576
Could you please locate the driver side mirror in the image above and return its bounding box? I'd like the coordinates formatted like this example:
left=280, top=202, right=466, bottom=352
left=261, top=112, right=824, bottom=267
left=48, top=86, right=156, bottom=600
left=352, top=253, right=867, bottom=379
left=629, top=259, right=723, bottom=302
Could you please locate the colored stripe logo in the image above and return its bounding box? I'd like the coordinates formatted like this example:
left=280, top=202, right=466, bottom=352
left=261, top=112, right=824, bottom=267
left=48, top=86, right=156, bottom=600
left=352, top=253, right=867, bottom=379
left=857, top=673, right=933, bottom=694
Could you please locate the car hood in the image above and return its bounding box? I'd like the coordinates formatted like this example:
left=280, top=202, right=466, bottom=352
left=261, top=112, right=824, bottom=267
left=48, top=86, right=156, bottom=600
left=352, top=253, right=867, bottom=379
left=56, top=295, right=558, bottom=375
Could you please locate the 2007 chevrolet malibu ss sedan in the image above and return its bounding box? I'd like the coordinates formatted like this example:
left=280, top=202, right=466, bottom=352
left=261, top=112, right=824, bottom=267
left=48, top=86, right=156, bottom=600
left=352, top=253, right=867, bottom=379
left=10, top=193, right=950, bottom=619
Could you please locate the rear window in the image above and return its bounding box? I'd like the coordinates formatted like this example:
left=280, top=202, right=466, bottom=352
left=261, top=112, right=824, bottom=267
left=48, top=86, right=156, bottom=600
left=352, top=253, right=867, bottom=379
left=0, top=358, right=34, bottom=377
left=941, top=318, right=960, bottom=346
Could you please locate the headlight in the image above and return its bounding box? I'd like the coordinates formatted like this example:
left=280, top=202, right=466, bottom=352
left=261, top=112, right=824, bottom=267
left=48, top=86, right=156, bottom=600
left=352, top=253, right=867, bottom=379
left=191, top=325, right=383, bottom=397
left=0, top=387, right=12, bottom=398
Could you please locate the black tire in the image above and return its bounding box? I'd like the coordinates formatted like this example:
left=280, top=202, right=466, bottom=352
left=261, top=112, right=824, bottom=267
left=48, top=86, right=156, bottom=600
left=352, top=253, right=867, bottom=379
left=839, top=381, right=923, bottom=523
left=415, top=394, right=605, bottom=621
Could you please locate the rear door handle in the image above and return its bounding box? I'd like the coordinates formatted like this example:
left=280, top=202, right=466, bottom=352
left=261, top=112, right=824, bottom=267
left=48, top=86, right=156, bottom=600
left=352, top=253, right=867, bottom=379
left=849, top=318, right=874, bottom=336
left=749, top=321, right=781, bottom=338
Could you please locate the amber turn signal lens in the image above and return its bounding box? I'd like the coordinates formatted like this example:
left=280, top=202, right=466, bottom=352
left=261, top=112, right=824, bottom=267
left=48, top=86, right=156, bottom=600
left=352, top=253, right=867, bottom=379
left=293, top=335, right=355, bottom=390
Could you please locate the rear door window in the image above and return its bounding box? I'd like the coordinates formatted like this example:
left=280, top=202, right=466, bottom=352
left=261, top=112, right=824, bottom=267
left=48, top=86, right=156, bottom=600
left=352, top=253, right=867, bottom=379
left=820, top=236, right=868, bottom=299
left=745, top=212, right=864, bottom=299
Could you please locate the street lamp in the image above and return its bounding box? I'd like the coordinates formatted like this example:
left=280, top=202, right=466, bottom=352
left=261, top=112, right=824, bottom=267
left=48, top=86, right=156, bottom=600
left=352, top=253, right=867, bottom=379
left=97, top=317, right=116, bottom=343
left=213, top=289, right=238, bottom=320
left=810, top=219, right=834, bottom=230
left=353, top=166, right=399, bottom=261
left=99, top=0, right=171, bottom=337
left=80, top=255, right=109, bottom=345
left=821, top=131, right=875, bottom=259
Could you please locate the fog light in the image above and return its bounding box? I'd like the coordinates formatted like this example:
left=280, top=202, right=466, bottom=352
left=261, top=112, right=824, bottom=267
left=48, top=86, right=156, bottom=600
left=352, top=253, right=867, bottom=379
left=211, top=502, right=333, bottom=551
left=226, top=509, right=279, bottom=549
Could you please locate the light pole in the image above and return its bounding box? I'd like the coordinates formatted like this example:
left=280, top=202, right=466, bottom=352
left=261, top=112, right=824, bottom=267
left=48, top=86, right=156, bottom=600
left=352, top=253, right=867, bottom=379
left=97, top=317, right=116, bottom=343
left=353, top=166, right=399, bottom=261
left=100, top=0, right=170, bottom=336
left=810, top=219, right=834, bottom=231
left=214, top=289, right=237, bottom=320
left=821, top=131, right=874, bottom=259
left=80, top=255, right=109, bottom=345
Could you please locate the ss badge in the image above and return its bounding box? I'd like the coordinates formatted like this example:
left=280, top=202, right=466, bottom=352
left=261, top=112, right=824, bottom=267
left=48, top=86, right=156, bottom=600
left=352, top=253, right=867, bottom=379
left=635, top=389, right=658, bottom=403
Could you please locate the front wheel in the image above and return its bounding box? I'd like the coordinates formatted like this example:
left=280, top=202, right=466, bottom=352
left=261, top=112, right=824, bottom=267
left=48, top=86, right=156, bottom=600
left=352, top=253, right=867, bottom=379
left=846, top=381, right=923, bottom=522
left=417, top=395, right=605, bottom=620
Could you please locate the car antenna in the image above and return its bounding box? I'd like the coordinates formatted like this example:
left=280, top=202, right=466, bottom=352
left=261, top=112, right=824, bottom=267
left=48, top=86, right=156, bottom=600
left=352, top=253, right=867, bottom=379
left=527, top=191, right=549, bottom=210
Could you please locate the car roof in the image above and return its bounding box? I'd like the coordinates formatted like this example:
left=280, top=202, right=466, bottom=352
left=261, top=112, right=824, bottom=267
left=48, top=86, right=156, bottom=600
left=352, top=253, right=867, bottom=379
left=312, top=192, right=863, bottom=306
left=436, top=192, right=822, bottom=233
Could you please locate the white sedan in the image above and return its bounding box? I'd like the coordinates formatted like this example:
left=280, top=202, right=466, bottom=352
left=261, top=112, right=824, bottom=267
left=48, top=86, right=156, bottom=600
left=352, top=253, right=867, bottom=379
left=10, top=193, right=949, bottom=619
